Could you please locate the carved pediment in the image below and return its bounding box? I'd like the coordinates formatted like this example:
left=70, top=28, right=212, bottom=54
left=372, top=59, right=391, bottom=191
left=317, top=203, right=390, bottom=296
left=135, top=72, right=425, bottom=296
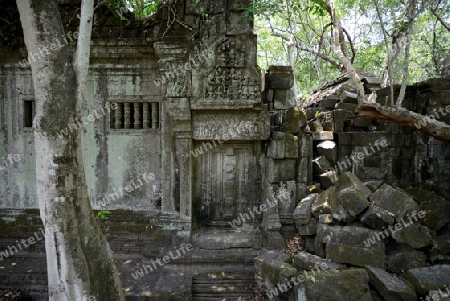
left=191, top=35, right=261, bottom=109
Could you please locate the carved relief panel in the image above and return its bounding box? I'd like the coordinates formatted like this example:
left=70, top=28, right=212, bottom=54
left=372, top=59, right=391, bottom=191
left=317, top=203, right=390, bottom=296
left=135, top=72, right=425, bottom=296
left=191, top=35, right=261, bottom=109
left=192, top=111, right=270, bottom=140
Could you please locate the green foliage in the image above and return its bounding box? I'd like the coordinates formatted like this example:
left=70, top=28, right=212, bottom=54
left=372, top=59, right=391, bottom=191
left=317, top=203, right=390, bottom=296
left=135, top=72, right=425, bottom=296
left=430, top=254, right=444, bottom=263
left=97, top=210, right=112, bottom=220
left=308, top=0, right=328, bottom=16
left=252, top=0, right=450, bottom=97
left=106, top=0, right=164, bottom=20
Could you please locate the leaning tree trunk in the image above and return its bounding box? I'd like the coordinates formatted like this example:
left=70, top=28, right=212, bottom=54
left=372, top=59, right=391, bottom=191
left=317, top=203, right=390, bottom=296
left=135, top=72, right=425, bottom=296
left=357, top=103, right=450, bottom=144
left=327, top=0, right=366, bottom=104
left=16, top=1, right=124, bottom=300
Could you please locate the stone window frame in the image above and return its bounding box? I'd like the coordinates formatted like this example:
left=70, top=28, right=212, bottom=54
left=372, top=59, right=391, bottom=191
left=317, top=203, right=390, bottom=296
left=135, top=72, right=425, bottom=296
left=108, top=96, right=161, bottom=133
left=21, top=95, right=35, bottom=132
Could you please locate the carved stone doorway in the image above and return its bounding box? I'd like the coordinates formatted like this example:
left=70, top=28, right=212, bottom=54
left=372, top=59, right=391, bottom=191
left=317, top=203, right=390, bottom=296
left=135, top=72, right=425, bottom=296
left=194, top=142, right=262, bottom=227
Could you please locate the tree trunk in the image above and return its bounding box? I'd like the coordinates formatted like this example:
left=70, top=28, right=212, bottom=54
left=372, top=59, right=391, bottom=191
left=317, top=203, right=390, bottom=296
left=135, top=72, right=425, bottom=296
left=357, top=103, right=450, bottom=144
left=16, top=1, right=124, bottom=300
left=327, top=0, right=366, bottom=104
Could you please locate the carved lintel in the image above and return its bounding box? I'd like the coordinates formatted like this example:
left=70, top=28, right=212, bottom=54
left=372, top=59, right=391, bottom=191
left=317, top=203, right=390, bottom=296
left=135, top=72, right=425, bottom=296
left=192, top=110, right=270, bottom=140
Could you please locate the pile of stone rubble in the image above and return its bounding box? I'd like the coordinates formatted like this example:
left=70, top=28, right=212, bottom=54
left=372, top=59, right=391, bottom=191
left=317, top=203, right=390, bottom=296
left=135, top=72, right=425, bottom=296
left=255, top=172, right=450, bottom=301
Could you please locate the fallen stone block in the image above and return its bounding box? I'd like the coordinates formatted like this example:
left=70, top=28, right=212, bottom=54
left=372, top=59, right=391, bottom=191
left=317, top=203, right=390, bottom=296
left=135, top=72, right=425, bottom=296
left=365, top=265, right=416, bottom=301
left=311, top=189, right=332, bottom=217
left=330, top=186, right=369, bottom=222
left=404, top=265, right=450, bottom=295
left=386, top=243, right=427, bottom=274
left=360, top=204, right=395, bottom=230
left=369, top=184, right=419, bottom=222
left=293, top=251, right=345, bottom=271
left=327, top=173, right=371, bottom=223
left=391, top=224, right=431, bottom=249
left=363, top=180, right=384, bottom=192
left=326, top=243, right=385, bottom=268
left=316, top=224, right=385, bottom=268
left=319, top=171, right=339, bottom=189
left=406, top=187, right=450, bottom=230
left=294, top=268, right=372, bottom=301
left=436, top=232, right=450, bottom=255
left=313, top=155, right=332, bottom=175
left=293, top=195, right=314, bottom=226
left=255, top=251, right=297, bottom=287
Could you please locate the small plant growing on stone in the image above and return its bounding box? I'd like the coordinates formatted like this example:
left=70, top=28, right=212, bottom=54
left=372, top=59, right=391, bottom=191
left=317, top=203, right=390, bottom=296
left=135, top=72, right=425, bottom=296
left=96, top=210, right=111, bottom=220
left=430, top=254, right=444, bottom=263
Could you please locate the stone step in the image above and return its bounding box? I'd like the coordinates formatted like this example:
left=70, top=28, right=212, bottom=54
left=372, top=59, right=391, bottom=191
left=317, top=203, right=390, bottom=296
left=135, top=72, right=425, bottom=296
left=192, top=272, right=256, bottom=301
left=192, top=229, right=262, bottom=250
left=191, top=248, right=262, bottom=265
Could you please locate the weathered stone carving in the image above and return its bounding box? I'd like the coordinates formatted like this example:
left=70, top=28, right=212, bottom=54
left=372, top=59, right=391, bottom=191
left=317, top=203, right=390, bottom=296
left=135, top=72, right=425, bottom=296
left=191, top=35, right=261, bottom=109
left=192, top=111, right=270, bottom=140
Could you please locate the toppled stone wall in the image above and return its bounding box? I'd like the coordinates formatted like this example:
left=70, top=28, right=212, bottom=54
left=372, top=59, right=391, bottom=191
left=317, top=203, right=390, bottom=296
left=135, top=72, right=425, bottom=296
left=256, top=172, right=450, bottom=301
left=303, top=73, right=450, bottom=196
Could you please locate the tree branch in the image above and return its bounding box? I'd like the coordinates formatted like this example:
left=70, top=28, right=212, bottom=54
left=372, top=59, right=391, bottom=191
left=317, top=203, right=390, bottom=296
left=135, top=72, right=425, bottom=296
left=295, top=44, right=344, bottom=71
left=327, top=0, right=366, bottom=104
left=342, top=27, right=356, bottom=63
left=356, top=103, right=450, bottom=144
left=431, top=8, right=450, bottom=31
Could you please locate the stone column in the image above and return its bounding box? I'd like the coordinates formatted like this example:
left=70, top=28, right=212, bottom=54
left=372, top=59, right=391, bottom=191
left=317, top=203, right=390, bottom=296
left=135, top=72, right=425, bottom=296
left=155, top=41, right=193, bottom=238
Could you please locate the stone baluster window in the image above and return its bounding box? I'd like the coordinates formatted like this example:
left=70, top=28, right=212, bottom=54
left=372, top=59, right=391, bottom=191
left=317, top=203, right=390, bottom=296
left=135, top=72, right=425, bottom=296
left=124, top=102, right=131, bottom=129
left=110, top=102, right=159, bottom=130
left=142, top=103, right=150, bottom=129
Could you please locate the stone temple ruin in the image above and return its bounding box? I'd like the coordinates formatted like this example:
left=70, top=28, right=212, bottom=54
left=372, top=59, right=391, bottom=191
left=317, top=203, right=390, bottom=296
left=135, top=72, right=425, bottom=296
left=0, top=0, right=449, bottom=300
